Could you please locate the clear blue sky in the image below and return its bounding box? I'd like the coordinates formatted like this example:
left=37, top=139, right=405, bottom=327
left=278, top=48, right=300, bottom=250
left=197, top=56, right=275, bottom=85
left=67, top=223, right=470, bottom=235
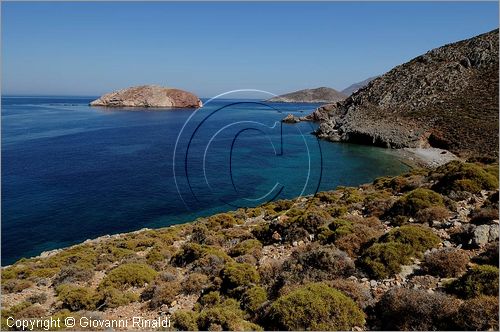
left=2, top=1, right=498, bottom=98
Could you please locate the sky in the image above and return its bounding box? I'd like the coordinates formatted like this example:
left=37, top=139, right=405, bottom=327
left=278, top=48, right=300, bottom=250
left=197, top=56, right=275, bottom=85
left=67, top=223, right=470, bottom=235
left=2, top=1, right=498, bottom=98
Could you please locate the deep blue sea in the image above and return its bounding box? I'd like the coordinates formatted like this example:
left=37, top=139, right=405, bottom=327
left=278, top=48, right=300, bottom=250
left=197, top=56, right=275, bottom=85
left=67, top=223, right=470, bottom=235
left=1, top=96, right=409, bottom=265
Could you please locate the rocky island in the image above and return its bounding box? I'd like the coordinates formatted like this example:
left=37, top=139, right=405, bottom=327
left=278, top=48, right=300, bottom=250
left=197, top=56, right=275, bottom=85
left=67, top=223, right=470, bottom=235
left=266, top=87, right=346, bottom=103
left=90, top=85, right=202, bottom=108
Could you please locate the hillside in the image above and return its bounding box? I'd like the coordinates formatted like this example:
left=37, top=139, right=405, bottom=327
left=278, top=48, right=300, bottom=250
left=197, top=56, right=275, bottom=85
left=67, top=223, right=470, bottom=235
left=2, top=161, right=498, bottom=330
left=315, top=29, right=499, bottom=159
left=266, top=87, right=346, bottom=103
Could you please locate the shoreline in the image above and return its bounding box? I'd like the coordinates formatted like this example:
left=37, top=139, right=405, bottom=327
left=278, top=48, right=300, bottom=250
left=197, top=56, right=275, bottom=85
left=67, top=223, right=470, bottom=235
left=2, top=146, right=459, bottom=267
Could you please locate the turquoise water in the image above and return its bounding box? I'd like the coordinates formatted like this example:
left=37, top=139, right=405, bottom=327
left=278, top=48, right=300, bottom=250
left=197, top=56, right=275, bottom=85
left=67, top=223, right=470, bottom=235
left=1, top=96, right=409, bottom=265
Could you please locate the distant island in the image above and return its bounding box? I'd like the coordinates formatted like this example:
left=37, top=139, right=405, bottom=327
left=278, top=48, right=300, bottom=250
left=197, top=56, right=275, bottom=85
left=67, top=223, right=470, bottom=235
left=341, top=76, right=378, bottom=96
left=265, top=87, right=346, bottom=103
left=90, top=85, right=202, bottom=108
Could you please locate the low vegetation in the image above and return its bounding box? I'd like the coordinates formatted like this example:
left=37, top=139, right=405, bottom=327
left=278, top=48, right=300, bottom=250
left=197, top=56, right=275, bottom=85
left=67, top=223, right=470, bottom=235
left=1, top=161, right=498, bottom=331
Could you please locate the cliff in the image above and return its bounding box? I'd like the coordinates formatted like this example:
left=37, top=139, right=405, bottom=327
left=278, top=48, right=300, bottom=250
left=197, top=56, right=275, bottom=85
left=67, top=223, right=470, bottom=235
left=315, top=29, right=499, bottom=159
left=2, top=161, right=498, bottom=331
left=266, top=87, right=346, bottom=103
left=90, top=85, right=202, bottom=108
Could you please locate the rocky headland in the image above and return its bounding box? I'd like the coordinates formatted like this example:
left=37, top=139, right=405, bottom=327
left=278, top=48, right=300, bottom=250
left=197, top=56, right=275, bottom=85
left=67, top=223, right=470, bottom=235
left=341, top=76, right=378, bottom=96
left=297, top=30, right=498, bottom=160
left=90, top=85, right=202, bottom=108
left=266, top=87, right=346, bottom=103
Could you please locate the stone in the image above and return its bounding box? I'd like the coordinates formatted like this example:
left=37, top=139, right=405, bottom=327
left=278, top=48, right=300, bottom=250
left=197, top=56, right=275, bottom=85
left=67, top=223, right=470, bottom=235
left=90, top=85, right=202, bottom=108
left=472, top=224, right=499, bottom=246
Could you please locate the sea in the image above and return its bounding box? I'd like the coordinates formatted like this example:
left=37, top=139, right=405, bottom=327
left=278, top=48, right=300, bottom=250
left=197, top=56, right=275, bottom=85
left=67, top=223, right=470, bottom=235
left=1, top=96, right=409, bottom=265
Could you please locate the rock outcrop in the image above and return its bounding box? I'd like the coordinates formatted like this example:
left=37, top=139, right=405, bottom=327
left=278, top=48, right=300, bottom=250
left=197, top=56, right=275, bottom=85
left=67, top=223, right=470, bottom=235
left=90, top=85, right=202, bottom=108
left=266, top=87, right=346, bottom=103
left=314, top=29, right=499, bottom=158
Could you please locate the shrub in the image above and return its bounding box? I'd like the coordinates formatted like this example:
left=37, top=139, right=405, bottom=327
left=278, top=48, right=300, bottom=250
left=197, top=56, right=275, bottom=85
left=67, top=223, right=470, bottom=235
left=415, top=206, right=451, bottom=225
left=229, top=239, right=263, bottom=258
left=332, top=221, right=384, bottom=257
left=295, top=209, right=332, bottom=232
left=373, top=288, right=460, bottom=330
left=144, top=281, right=181, bottom=309
left=279, top=244, right=355, bottom=284
left=56, top=284, right=97, bottom=311
left=472, top=241, right=499, bottom=266
left=447, top=265, right=499, bottom=298
left=181, top=273, right=210, bottom=295
left=390, top=188, right=444, bottom=216
left=268, top=282, right=365, bottom=330
left=206, top=213, right=240, bottom=230
left=100, top=263, right=157, bottom=289
left=455, top=296, right=499, bottom=330
left=470, top=207, right=499, bottom=225
left=199, top=291, right=222, bottom=308
left=359, top=242, right=413, bottom=279
left=172, top=310, right=199, bottom=331
left=2, top=279, right=33, bottom=293
left=433, top=161, right=498, bottom=194
left=221, top=262, right=260, bottom=292
left=27, top=293, right=48, bottom=305
left=380, top=225, right=440, bottom=255
left=328, top=279, right=373, bottom=309
left=53, top=265, right=94, bottom=286
left=96, top=286, right=138, bottom=309
left=197, top=298, right=261, bottom=331
left=424, top=248, right=469, bottom=277
left=241, top=286, right=268, bottom=315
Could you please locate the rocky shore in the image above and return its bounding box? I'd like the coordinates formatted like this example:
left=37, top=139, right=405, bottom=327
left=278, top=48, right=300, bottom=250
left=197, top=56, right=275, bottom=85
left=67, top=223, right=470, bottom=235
left=90, top=85, right=202, bottom=108
left=2, top=160, right=498, bottom=331
left=266, top=87, right=346, bottom=103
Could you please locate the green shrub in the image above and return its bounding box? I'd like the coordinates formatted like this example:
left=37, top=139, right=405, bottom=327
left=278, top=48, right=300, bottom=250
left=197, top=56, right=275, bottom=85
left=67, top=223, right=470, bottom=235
left=241, top=286, right=268, bottom=315
left=447, top=265, right=499, bottom=298
left=2, top=279, right=33, bottom=293
left=96, top=286, right=138, bottom=309
left=455, top=296, right=499, bottom=330
left=229, top=239, right=263, bottom=258
left=424, top=248, right=469, bottom=277
left=381, top=225, right=440, bottom=255
left=434, top=161, right=499, bottom=194
left=268, top=282, right=365, bottom=330
left=199, top=291, right=221, bottom=307
left=294, top=208, right=332, bottom=232
left=100, top=263, right=157, bottom=289
left=172, top=310, right=199, bottom=331
left=206, top=213, right=240, bottom=230
left=56, top=284, right=97, bottom=311
left=197, top=298, right=261, bottom=331
left=390, top=188, right=444, bottom=216
left=374, top=288, right=460, bottom=330
left=359, top=242, right=413, bottom=279
left=221, top=262, right=260, bottom=292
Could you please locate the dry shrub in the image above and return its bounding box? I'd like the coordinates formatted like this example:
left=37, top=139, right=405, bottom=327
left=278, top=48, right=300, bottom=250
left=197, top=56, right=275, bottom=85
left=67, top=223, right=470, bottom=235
left=327, top=279, right=373, bottom=309
left=279, top=243, right=355, bottom=286
left=373, top=288, right=460, bottom=330
left=472, top=241, right=499, bottom=266
left=415, top=206, right=451, bottom=225
left=53, top=265, right=94, bottom=286
left=455, top=296, right=499, bottom=330
left=142, top=281, right=181, bottom=309
left=470, top=207, right=499, bottom=225
left=424, top=248, right=469, bottom=277
left=181, top=273, right=210, bottom=295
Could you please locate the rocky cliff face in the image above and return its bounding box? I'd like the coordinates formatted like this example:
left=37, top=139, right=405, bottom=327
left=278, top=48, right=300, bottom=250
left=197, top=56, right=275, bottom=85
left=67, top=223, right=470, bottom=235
left=316, top=29, right=499, bottom=158
left=90, top=85, right=202, bottom=108
left=266, top=87, right=346, bottom=103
